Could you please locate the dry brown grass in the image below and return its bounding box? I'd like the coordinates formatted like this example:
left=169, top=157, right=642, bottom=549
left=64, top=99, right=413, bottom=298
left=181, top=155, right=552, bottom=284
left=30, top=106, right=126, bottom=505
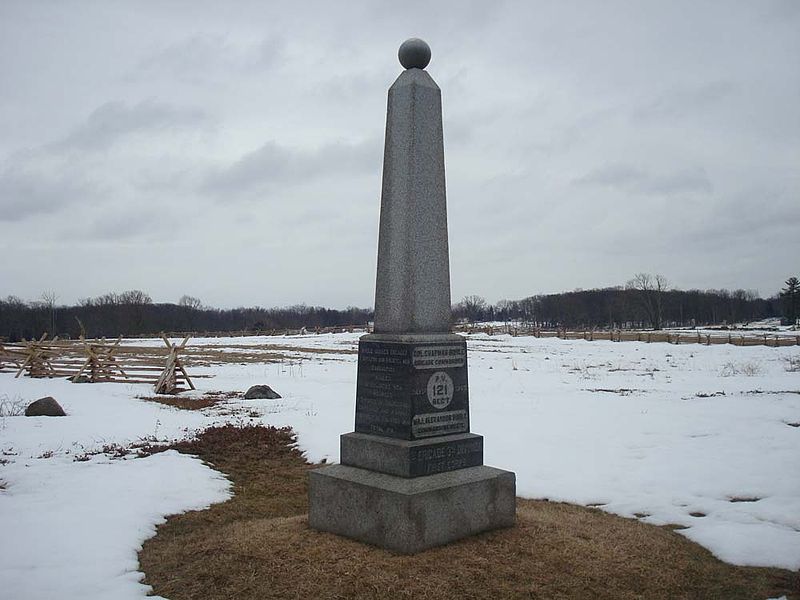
left=182, top=347, right=288, bottom=367
left=181, top=343, right=356, bottom=368
left=139, top=391, right=242, bottom=411
left=140, top=426, right=798, bottom=600
left=249, top=344, right=357, bottom=356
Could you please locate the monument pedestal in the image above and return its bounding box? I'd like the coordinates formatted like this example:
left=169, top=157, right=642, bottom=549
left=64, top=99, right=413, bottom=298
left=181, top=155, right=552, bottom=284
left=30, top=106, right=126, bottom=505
left=308, top=464, right=515, bottom=554
left=308, top=332, right=516, bottom=554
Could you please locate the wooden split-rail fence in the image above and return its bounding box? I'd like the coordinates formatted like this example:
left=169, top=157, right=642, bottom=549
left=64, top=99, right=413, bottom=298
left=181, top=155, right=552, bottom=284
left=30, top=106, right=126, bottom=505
left=455, top=325, right=800, bottom=348
left=0, top=334, right=195, bottom=394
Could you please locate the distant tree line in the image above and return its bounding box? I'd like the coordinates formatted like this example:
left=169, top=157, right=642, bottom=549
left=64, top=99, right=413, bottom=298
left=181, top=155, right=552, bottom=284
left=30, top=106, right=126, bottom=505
left=1, top=273, right=795, bottom=341
left=0, top=290, right=372, bottom=342
left=453, top=273, right=795, bottom=330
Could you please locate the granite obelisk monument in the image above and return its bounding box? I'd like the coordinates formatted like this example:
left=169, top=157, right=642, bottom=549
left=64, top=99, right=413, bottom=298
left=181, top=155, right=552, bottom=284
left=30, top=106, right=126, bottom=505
left=308, top=38, right=516, bottom=554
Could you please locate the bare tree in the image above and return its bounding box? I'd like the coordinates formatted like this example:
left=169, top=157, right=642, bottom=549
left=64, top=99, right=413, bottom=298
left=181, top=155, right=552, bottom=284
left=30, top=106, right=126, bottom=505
left=117, top=290, right=152, bottom=333
left=118, top=290, right=152, bottom=305
left=178, top=295, right=203, bottom=310
left=456, top=295, right=488, bottom=323
left=519, top=296, right=537, bottom=326
left=179, top=295, right=203, bottom=331
left=41, top=290, right=58, bottom=337
left=626, top=273, right=668, bottom=329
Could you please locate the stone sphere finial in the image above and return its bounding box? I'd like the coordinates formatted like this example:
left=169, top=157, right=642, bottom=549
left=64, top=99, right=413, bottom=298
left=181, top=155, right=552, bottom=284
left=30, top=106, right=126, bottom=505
left=398, top=38, right=431, bottom=70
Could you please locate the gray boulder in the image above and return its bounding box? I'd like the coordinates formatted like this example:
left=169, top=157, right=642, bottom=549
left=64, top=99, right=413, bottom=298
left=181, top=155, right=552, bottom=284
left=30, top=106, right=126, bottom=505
left=243, top=385, right=281, bottom=400
left=25, top=396, right=66, bottom=417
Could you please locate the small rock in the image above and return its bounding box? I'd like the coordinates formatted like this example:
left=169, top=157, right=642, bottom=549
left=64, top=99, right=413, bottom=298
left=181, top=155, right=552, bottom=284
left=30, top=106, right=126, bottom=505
left=25, top=397, right=66, bottom=417
left=244, top=385, right=281, bottom=400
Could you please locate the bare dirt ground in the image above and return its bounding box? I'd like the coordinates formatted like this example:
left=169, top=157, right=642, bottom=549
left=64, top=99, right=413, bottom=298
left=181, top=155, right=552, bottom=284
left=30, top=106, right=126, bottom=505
left=139, top=425, right=798, bottom=600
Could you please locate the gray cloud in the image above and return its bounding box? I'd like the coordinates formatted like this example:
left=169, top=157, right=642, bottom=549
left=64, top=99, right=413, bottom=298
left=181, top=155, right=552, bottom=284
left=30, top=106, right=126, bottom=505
left=0, top=98, right=209, bottom=224
left=50, top=100, right=209, bottom=153
left=633, top=81, right=738, bottom=121
left=133, top=34, right=285, bottom=84
left=574, top=164, right=714, bottom=196
left=0, top=99, right=210, bottom=227
left=0, top=160, right=101, bottom=222
left=204, top=138, right=381, bottom=198
left=85, top=207, right=164, bottom=241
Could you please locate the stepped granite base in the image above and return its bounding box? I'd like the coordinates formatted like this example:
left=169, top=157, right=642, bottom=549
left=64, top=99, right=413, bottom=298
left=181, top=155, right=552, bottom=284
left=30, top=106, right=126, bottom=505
left=308, top=464, right=515, bottom=554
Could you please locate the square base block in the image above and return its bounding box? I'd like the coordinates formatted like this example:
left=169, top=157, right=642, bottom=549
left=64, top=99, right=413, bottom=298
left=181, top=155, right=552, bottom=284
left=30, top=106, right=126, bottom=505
left=340, top=431, right=484, bottom=477
left=308, top=464, right=516, bottom=554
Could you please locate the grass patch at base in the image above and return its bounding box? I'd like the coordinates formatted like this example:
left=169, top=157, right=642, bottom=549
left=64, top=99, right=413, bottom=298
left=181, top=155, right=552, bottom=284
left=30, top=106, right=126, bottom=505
left=139, top=425, right=798, bottom=600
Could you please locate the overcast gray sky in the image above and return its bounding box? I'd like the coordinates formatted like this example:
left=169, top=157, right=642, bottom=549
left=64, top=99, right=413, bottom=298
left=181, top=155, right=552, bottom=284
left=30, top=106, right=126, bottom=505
left=1, top=1, right=798, bottom=308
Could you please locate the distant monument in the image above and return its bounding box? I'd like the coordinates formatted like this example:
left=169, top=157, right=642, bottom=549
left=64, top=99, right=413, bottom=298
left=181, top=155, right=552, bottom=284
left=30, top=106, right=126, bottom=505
left=308, top=38, right=515, bottom=554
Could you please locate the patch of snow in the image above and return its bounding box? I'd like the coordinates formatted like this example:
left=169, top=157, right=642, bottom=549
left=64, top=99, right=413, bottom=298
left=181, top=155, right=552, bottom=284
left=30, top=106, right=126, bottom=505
left=0, top=451, right=229, bottom=600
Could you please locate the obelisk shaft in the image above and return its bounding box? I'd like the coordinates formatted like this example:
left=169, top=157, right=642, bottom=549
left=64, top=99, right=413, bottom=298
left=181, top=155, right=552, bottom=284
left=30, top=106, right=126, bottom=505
left=373, top=68, right=451, bottom=334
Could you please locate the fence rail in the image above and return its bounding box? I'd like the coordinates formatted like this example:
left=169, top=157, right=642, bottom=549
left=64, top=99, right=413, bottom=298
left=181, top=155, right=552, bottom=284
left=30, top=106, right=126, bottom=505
left=454, top=325, right=800, bottom=348
left=0, top=334, right=194, bottom=394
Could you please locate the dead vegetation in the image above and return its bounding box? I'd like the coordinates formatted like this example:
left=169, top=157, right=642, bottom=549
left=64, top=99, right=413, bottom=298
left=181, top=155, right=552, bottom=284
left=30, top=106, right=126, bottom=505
left=180, top=343, right=356, bottom=368
left=73, top=442, right=137, bottom=462
left=585, top=388, right=643, bottom=396
left=719, top=361, right=764, bottom=377
left=139, top=425, right=798, bottom=600
left=254, top=343, right=357, bottom=356
left=138, top=390, right=241, bottom=411
left=695, top=391, right=726, bottom=398
left=0, top=394, right=27, bottom=417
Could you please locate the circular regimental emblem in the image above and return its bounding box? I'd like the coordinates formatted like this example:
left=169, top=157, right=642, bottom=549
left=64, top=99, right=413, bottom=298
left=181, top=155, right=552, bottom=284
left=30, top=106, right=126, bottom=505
left=426, top=371, right=453, bottom=409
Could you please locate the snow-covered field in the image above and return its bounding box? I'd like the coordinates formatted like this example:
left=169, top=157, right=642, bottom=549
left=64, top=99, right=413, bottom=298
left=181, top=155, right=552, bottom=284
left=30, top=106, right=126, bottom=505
left=1, top=332, right=799, bottom=599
